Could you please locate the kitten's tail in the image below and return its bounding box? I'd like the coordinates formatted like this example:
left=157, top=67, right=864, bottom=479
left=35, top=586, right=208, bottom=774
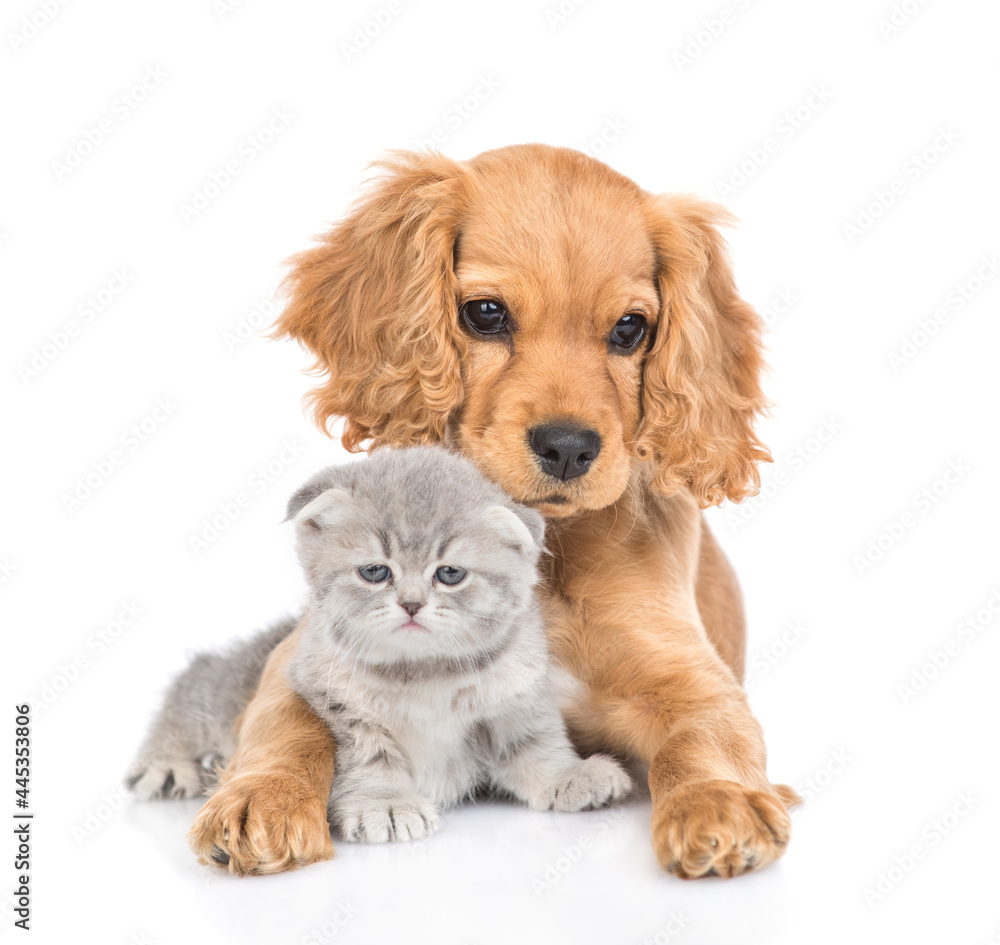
left=125, top=617, right=297, bottom=800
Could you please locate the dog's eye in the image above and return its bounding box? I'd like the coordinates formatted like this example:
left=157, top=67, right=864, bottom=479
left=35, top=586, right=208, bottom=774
left=359, top=564, right=390, bottom=583
left=460, top=299, right=509, bottom=335
left=434, top=565, right=467, bottom=586
left=609, top=314, right=647, bottom=351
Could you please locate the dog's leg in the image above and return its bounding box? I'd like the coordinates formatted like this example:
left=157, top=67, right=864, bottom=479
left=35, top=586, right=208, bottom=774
left=560, top=621, right=800, bottom=878
left=642, top=658, right=801, bottom=879
left=187, top=620, right=336, bottom=874
left=545, top=492, right=801, bottom=879
left=694, top=521, right=747, bottom=681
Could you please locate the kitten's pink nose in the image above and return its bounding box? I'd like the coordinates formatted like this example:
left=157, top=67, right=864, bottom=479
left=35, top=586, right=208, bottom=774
left=400, top=600, right=424, bottom=617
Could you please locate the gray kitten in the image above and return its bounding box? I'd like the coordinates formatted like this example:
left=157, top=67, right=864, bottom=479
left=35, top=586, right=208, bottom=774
left=128, top=447, right=631, bottom=841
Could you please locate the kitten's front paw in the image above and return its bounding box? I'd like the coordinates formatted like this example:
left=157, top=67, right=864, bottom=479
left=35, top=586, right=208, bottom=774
left=533, top=754, right=633, bottom=812
left=336, top=795, right=440, bottom=843
left=126, top=756, right=205, bottom=800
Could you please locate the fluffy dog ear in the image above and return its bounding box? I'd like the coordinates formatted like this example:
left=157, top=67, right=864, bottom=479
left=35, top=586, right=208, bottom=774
left=275, top=151, right=469, bottom=451
left=636, top=195, right=771, bottom=507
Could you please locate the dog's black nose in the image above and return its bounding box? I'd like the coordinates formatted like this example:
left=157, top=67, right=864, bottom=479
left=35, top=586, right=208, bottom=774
left=528, top=425, right=601, bottom=481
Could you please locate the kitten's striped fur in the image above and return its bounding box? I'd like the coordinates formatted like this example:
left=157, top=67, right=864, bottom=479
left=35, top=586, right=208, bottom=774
left=128, top=447, right=630, bottom=842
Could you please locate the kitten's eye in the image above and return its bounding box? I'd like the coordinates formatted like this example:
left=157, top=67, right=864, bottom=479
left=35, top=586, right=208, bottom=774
left=609, top=313, right=647, bottom=351
left=460, top=299, right=510, bottom=336
left=434, top=566, right=467, bottom=586
left=358, top=564, right=390, bottom=583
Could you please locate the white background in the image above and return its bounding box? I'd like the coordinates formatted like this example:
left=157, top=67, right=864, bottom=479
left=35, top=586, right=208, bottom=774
left=2, top=0, right=999, bottom=942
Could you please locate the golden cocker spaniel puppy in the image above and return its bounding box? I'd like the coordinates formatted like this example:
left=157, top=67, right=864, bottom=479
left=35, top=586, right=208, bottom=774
left=188, top=144, right=800, bottom=879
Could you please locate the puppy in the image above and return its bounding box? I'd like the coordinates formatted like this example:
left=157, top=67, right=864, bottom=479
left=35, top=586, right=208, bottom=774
left=187, top=144, right=800, bottom=879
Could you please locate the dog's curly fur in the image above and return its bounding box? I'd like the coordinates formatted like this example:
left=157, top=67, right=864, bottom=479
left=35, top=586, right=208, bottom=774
left=187, top=144, right=800, bottom=878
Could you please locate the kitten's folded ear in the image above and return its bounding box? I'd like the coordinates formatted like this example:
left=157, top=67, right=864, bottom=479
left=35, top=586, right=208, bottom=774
left=284, top=464, right=355, bottom=523
left=289, top=488, right=351, bottom=530
left=483, top=505, right=546, bottom=558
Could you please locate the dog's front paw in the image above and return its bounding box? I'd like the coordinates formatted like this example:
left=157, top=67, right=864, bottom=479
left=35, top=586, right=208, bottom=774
left=531, top=754, right=633, bottom=812
left=336, top=795, right=440, bottom=843
left=652, top=779, right=800, bottom=878
left=187, top=773, right=334, bottom=875
left=126, top=756, right=205, bottom=800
